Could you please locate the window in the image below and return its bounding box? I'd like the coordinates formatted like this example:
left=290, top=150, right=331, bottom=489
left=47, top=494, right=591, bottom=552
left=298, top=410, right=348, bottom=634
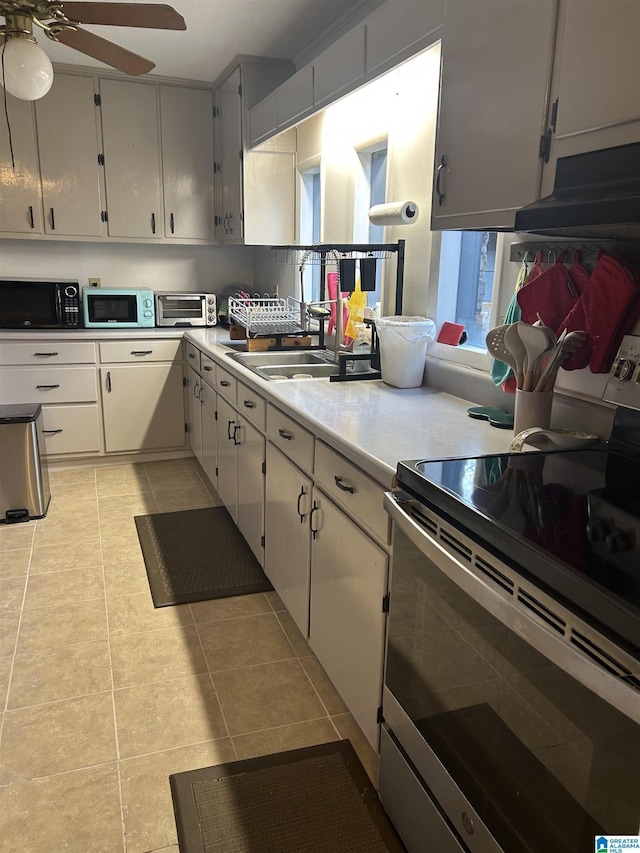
left=354, top=143, right=388, bottom=307
left=299, top=166, right=321, bottom=301
left=434, top=230, right=500, bottom=353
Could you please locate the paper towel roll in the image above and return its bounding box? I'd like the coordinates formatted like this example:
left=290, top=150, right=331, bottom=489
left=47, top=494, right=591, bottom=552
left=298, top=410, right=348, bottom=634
left=368, top=200, right=419, bottom=226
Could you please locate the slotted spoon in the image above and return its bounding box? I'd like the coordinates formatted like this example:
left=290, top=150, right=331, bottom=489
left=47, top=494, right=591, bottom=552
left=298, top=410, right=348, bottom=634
left=518, top=323, right=554, bottom=391
left=486, top=324, right=517, bottom=373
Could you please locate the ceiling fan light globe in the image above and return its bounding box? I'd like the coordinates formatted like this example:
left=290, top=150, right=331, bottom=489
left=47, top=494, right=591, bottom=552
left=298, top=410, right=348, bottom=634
left=1, top=37, right=54, bottom=100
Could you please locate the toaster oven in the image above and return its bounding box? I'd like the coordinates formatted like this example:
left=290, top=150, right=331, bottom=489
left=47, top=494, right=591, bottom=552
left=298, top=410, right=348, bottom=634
left=154, top=292, right=217, bottom=327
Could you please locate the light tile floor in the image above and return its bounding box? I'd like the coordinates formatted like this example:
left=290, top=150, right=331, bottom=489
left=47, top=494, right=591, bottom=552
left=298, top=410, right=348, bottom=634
left=0, top=457, right=378, bottom=852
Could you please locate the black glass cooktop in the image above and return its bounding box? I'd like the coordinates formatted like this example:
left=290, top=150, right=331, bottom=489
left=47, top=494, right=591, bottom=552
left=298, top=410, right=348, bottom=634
left=397, top=447, right=640, bottom=653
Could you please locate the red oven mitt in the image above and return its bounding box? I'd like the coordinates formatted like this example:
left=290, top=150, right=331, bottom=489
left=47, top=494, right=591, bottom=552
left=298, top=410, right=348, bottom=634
left=516, top=251, right=585, bottom=331
left=558, top=253, right=640, bottom=372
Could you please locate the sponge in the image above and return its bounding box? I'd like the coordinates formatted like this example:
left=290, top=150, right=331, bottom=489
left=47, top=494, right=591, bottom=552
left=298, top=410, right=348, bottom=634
left=437, top=321, right=465, bottom=345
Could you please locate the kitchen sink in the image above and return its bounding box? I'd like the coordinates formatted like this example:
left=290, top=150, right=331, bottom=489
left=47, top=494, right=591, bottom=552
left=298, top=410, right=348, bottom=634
left=227, top=348, right=339, bottom=380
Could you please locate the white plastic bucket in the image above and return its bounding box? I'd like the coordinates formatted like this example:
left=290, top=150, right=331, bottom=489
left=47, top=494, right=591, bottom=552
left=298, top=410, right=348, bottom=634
left=376, top=316, right=436, bottom=388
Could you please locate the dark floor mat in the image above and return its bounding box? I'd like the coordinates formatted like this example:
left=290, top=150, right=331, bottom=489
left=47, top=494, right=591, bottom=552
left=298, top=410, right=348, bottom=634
left=170, top=740, right=405, bottom=853
left=135, top=506, right=272, bottom=607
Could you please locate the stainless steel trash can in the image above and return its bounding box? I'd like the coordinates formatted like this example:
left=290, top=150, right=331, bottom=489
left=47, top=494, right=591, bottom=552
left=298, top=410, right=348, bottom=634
left=0, top=403, right=51, bottom=523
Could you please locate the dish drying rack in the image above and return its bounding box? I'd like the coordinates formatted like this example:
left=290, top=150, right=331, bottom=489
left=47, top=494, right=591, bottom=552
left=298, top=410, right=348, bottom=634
left=228, top=296, right=305, bottom=339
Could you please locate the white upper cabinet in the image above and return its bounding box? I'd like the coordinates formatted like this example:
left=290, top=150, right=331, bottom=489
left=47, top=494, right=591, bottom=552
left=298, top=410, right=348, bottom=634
left=35, top=73, right=103, bottom=237
left=276, top=67, right=314, bottom=129
left=0, top=96, right=43, bottom=234
left=431, top=0, right=557, bottom=231
left=540, top=0, right=640, bottom=196
left=216, top=66, right=244, bottom=241
left=99, top=78, right=162, bottom=239
left=159, top=85, right=215, bottom=240
left=313, top=25, right=366, bottom=108
left=366, top=0, right=443, bottom=78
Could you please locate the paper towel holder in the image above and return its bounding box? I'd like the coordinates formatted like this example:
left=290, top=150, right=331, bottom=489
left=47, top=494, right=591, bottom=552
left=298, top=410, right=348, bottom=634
left=368, top=200, right=419, bottom=226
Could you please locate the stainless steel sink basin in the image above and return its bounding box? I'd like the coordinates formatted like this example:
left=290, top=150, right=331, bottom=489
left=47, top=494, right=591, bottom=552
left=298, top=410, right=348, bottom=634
left=227, top=348, right=338, bottom=380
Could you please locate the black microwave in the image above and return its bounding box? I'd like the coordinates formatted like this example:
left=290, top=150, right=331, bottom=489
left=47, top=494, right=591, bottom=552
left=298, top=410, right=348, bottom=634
left=0, top=279, right=81, bottom=329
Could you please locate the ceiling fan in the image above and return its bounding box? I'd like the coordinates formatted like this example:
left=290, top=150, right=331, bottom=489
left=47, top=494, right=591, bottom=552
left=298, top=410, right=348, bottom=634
left=0, top=1, right=186, bottom=99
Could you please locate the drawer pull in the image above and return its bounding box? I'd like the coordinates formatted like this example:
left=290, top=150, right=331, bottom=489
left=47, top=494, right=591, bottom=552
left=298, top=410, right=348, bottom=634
left=28, top=205, right=35, bottom=229
left=188, top=352, right=196, bottom=359
left=33, top=352, right=58, bottom=357
left=297, top=486, right=307, bottom=522
left=36, top=384, right=60, bottom=390
left=203, top=364, right=213, bottom=372
left=220, top=380, right=231, bottom=387
left=151, top=212, right=156, bottom=234
left=243, top=399, right=256, bottom=409
left=131, top=350, right=153, bottom=356
left=170, top=212, right=175, bottom=234
left=42, top=428, right=63, bottom=434
left=334, top=475, right=355, bottom=494
left=50, top=207, right=56, bottom=230
left=278, top=428, right=293, bottom=441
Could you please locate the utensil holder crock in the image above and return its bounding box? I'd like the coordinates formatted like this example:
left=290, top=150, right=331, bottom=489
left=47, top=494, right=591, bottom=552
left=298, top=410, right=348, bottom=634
left=513, top=390, right=553, bottom=435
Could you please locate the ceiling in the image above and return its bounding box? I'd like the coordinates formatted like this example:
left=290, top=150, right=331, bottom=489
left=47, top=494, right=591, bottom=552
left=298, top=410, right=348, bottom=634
left=25, top=0, right=375, bottom=85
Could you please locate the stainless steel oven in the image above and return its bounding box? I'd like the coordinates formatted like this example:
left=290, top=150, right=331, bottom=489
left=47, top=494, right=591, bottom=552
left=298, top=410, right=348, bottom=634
left=380, top=345, right=640, bottom=853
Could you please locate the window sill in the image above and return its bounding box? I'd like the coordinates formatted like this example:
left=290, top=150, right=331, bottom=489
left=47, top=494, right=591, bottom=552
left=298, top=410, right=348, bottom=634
left=427, top=341, right=492, bottom=372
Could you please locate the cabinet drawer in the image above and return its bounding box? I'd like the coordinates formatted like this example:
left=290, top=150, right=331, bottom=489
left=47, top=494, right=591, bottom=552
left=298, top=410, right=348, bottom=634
left=184, top=341, right=201, bottom=371
left=267, top=405, right=314, bottom=473
left=315, top=440, right=389, bottom=543
left=1, top=366, right=97, bottom=404
left=216, top=365, right=237, bottom=402
left=200, top=354, right=216, bottom=380
left=99, top=339, right=181, bottom=363
left=41, top=404, right=101, bottom=455
left=0, top=341, right=96, bottom=365
left=237, top=381, right=266, bottom=430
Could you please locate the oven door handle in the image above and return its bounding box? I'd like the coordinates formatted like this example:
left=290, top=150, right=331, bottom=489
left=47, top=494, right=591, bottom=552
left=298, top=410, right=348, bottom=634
left=384, top=490, right=640, bottom=726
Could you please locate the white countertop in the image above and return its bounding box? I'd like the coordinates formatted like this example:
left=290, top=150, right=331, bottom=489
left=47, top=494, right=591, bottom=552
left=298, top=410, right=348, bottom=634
left=185, top=328, right=513, bottom=488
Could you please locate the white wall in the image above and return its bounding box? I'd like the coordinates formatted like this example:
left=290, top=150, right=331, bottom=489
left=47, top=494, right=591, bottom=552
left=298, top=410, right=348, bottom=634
left=0, top=241, right=255, bottom=293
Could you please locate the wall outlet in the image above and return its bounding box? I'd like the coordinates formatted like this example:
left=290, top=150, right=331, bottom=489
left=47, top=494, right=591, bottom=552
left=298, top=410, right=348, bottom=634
left=88, top=277, right=101, bottom=288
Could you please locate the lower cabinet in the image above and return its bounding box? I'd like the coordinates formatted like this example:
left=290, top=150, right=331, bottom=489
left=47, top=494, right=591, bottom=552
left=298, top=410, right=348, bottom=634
left=41, top=404, right=101, bottom=455
left=200, top=376, right=218, bottom=488
left=264, top=443, right=312, bottom=635
left=100, top=362, right=185, bottom=453
left=217, top=396, right=239, bottom=520
left=309, top=490, right=389, bottom=750
left=187, top=365, right=204, bottom=466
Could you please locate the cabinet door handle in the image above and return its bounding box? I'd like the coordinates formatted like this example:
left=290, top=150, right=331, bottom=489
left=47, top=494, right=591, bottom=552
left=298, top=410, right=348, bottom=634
left=334, top=475, right=355, bottom=494
left=28, top=205, right=35, bottom=229
left=278, top=428, right=293, bottom=441
left=435, top=154, right=447, bottom=206
left=193, top=380, right=200, bottom=398
left=309, top=501, right=320, bottom=540
left=233, top=423, right=241, bottom=446
left=49, top=207, right=56, bottom=230
left=130, top=350, right=153, bottom=356
left=35, top=384, right=60, bottom=390
left=228, top=213, right=234, bottom=232
left=296, top=486, right=307, bottom=522
left=243, top=399, right=256, bottom=409
left=170, top=212, right=175, bottom=234
left=188, top=351, right=196, bottom=359
left=151, top=212, right=156, bottom=234
left=106, top=371, right=112, bottom=393
left=227, top=419, right=236, bottom=440
left=43, top=428, right=63, bottom=434
left=199, top=386, right=205, bottom=402
left=223, top=214, right=230, bottom=233
left=220, top=379, right=231, bottom=387
left=203, top=364, right=213, bottom=372
left=34, top=352, right=58, bottom=357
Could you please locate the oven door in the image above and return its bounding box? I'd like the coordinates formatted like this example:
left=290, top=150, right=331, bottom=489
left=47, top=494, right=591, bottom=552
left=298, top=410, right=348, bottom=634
left=382, top=491, right=640, bottom=853
left=155, top=293, right=206, bottom=327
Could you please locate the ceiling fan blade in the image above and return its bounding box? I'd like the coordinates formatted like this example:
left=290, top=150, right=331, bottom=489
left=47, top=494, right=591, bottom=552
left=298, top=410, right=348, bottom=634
left=53, top=28, right=155, bottom=75
left=60, top=3, right=186, bottom=30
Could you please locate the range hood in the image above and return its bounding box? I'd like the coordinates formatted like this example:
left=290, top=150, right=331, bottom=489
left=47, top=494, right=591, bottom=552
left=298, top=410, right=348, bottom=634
left=514, top=141, right=640, bottom=238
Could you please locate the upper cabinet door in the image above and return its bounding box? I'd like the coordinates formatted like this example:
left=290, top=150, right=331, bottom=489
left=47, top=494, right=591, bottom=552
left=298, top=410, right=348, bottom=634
left=0, top=96, right=43, bottom=234
left=100, top=78, right=162, bottom=239
left=159, top=85, right=215, bottom=241
left=35, top=74, right=103, bottom=237
left=366, top=0, right=443, bottom=78
left=432, top=0, right=557, bottom=231
left=313, top=25, right=366, bottom=108
left=540, top=0, right=640, bottom=195
left=217, top=67, right=244, bottom=241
